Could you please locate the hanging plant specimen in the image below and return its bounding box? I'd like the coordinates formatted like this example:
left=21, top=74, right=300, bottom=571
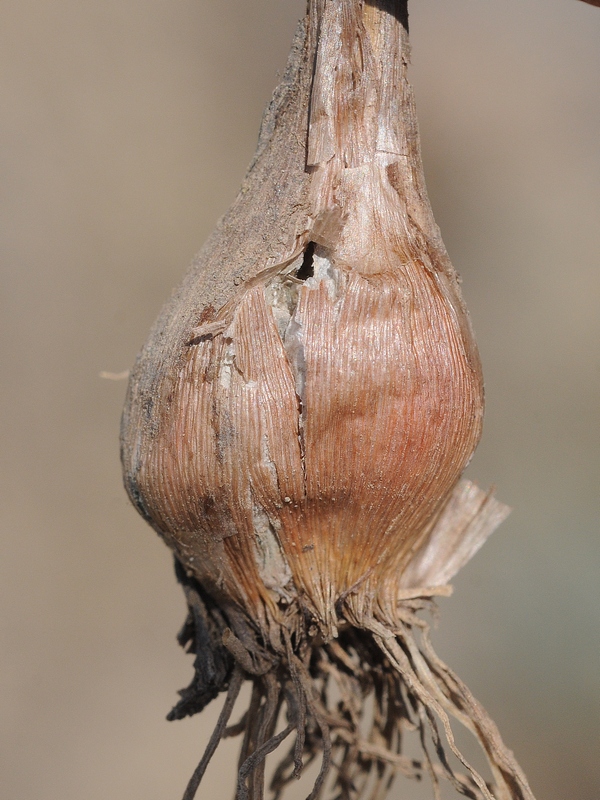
left=118, top=0, right=596, bottom=798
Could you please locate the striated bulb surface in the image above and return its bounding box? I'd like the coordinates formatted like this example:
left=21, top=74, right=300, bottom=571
left=121, top=1, right=483, bottom=640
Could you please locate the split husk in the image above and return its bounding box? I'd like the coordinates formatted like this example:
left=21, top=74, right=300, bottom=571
left=121, top=1, right=536, bottom=798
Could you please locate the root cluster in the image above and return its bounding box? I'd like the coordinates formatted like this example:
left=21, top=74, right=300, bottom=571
left=171, top=563, right=534, bottom=800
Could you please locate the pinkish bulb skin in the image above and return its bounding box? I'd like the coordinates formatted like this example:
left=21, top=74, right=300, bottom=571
left=121, top=1, right=484, bottom=638
left=128, top=237, right=482, bottom=636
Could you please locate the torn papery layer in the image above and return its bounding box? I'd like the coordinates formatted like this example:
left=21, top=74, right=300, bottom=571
left=399, top=478, right=511, bottom=591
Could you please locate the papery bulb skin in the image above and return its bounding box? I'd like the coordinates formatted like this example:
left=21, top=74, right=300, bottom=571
left=121, top=1, right=483, bottom=638
left=120, top=7, right=540, bottom=797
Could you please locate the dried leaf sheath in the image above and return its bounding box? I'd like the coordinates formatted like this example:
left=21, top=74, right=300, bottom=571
left=121, top=2, right=535, bottom=799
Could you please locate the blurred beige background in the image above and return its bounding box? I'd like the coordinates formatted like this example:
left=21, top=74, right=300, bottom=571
left=1, top=1, right=599, bottom=798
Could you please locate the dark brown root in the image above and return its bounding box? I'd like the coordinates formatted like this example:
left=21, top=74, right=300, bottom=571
left=182, top=666, right=244, bottom=800
left=172, top=566, right=535, bottom=800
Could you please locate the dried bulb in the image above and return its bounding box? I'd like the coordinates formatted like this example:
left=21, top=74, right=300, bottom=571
left=121, top=2, right=535, bottom=799
left=123, top=3, right=483, bottom=635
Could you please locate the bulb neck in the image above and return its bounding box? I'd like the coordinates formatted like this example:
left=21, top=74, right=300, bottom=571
left=307, top=0, right=412, bottom=172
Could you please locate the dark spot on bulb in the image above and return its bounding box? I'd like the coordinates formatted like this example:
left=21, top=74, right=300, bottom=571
left=296, top=242, right=316, bottom=281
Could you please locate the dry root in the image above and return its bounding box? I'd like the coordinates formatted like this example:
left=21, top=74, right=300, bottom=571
left=171, top=562, right=535, bottom=800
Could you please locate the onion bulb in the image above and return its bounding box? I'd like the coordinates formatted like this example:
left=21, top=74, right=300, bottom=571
left=121, top=2, right=536, bottom=799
